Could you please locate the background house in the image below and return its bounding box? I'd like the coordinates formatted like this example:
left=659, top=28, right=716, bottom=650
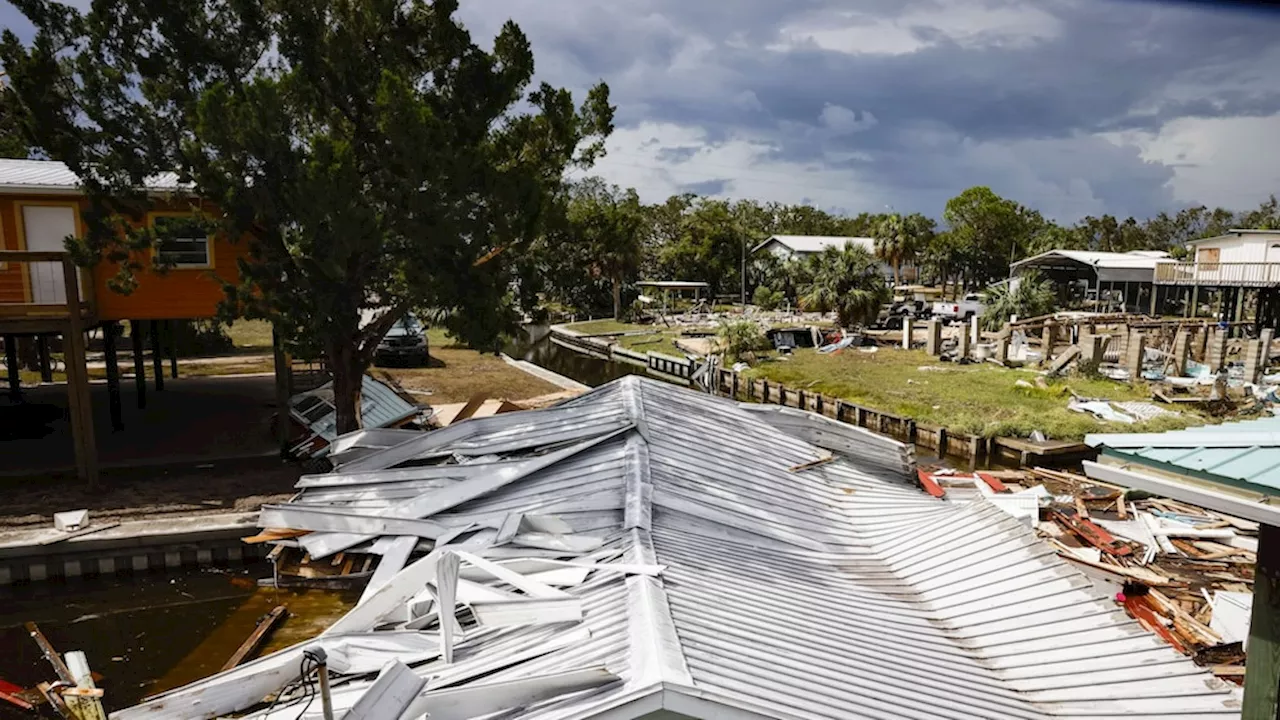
left=751, top=234, right=914, bottom=282
left=1154, top=229, right=1280, bottom=329
left=1010, top=249, right=1170, bottom=314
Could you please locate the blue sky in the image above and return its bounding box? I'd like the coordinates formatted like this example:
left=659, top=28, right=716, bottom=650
left=456, top=0, right=1280, bottom=222
left=5, top=0, right=1280, bottom=222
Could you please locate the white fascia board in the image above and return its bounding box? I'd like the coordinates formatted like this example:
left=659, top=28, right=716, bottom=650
left=663, top=686, right=805, bottom=720
left=358, top=535, right=418, bottom=605
left=470, top=597, right=584, bottom=627
left=1083, top=460, right=1280, bottom=527
left=1086, top=431, right=1280, bottom=449
left=342, top=660, right=426, bottom=720
left=259, top=505, right=449, bottom=539
left=453, top=550, right=571, bottom=599
left=326, top=549, right=443, bottom=635
left=402, top=666, right=620, bottom=720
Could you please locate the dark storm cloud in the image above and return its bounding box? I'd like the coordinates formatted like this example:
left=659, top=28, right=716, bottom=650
left=678, top=178, right=731, bottom=196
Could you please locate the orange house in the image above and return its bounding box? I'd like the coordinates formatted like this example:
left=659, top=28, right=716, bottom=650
left=0, top=158, right=263, bottom=484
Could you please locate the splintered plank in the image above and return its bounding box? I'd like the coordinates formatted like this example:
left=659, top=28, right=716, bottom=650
left=220, top=606, right=289, bottom=672
left=24, top=623, right=76, bottom=685
left=916, top=470, right=946, bottom=499
left=241, top=528, right=312, bottom=544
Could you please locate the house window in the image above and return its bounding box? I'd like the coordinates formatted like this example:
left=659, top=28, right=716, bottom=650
left=153, top=215, right=210, bottom=267
left=1197, top=247, right=1220, bottom=271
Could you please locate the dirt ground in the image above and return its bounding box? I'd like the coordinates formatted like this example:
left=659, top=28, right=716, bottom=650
left=0, top=456, right=300, bottom=530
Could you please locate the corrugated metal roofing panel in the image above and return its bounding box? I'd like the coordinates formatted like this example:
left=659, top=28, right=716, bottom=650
left=0, top=158, right=185, bottom=192
left=751, top=234, right=877, bottom=255
left=229, top=376, right=1240, bottom=720
left=1089, top=414, right=1280, bottom=492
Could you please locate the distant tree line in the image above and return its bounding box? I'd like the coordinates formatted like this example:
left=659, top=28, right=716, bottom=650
left=542, top=178, right=1280, bottom=322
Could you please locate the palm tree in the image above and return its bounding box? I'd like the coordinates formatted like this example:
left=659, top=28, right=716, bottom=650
left=800, top=243, right=891, bottom=328
left=874, top=213, right=907, bottom=286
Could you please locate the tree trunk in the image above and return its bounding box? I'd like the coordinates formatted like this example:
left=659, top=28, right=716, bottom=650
left=329, top=341, right=366, bottom=435
left=893, top=259, right=901, bottom=288
left=612, top=277, right=622, bottom=321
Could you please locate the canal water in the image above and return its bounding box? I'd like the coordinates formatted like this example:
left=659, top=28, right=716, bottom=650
left=504, top=325, right=645, bottom=387
left=0, top=565, right=356, bottom=716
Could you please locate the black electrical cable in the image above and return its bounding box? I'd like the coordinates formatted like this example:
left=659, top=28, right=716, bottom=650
left=257, top=651, right=322, bottom=719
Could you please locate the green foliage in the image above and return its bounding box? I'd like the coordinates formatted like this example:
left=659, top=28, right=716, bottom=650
left=3, top=0, right=613, bottom=432
left=752, top=284, right=784, bottom=310
left=545, top=177, right=644, bottom=320
left=0, top=90, right=32, bottom=159
left=943, top=186, right=1038, bottom=288
left=717, top=319, right=769, bottom=362
left=799, top=243, right=890, bottom=328
left=874, top=212, right=934, bottom=286
left=981, top=271, right=1057, bottom=330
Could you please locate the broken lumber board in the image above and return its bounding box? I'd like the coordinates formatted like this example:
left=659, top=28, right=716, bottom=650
left=37, top=522, right=121, bottom=546
left=220, top=606, right=288, bottom=672
left=788, top=455, right=836, bottom=473
left=64, top=650, right=106, bottom=720
left=37, top=682, right=71, bottom=720
left=1123, top=594, right=1188, bottom=654
left=976, top=472, right=1008, bottom=493
left=0, top=689, right=32, bottom=711
left=1050, top=509, right=1132, bottom=556
left=241, top=528, right=312, bottom=544
left=25, top=623, right=76, bottom=685
left=916, top=470, right=946, bottom=499
left=1045, top=345, right=1082, bottom=375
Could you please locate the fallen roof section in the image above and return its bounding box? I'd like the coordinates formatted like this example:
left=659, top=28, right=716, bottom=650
left=119, top=375, right=1239, bottom=719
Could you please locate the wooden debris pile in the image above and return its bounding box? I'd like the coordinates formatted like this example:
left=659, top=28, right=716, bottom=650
left=920, top=465, right=1257, bottom=682
left=1, top=622, right=106, bottom=719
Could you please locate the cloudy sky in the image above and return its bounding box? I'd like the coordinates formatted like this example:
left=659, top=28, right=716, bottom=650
left=456, top=0, right=1280, bottom=222
left=3, top=0, right=1279, bottom=223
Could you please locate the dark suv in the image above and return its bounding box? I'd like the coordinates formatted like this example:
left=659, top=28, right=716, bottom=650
left=374, top=314, right=429, bottom=366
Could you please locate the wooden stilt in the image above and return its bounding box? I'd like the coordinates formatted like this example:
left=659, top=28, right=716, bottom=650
left=102, top=322, right=123, bottom=432
left=130, top=320, right=146, bottom=409
left=38, top=336, right=52, bottom=382
left=4, top=334, right=19, bottom=401
left=149, top=319, right=164, bottom=391
left=60, top=257, right=97, bottom=486
left=1244, top=523, right=1280, bottom=719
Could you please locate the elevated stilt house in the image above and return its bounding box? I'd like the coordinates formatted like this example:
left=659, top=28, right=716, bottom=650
left=0, top=158, right=286, bottom=484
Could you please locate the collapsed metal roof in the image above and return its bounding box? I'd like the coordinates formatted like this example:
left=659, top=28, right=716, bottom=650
left=120, top=375, right=1240, bottom=719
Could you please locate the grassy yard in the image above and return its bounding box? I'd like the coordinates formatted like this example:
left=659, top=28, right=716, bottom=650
left=223, top=319, right=275, bottom=350
left=369, top=327, right=558, bottom=405
left=744, top=347, right=1201, bottom=440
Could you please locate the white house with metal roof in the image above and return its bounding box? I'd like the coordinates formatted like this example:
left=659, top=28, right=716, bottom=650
left=752, top=234, right=907, bottom=282
left=120, top=375, right=1241, bottom=720
left=1153, top=229, right=1280, bottom=328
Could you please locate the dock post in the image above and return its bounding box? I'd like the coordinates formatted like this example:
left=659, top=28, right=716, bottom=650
left=1261, top=328, right=1275, bottom=374
left=37, top=336, right=52, bottom=382
left=926, top=319, right=942, bottom=356
left=130, top=320, right=146, bottom=408
left=995, top=337, right=1009, bottom=364
left=1126, top=331, right=1146, bottom=381
left=4, top=334, right=18, bottom=401
left=902, top=317, right=914, bottom=349
left=102, top=322, right=123, bottom=432
left=1245, top=339, right=1264, bottom=385
left=150, top=319, right=164, bottom=391
left=1208, top=326, right=1228, bottom=372
left=957, top=323, right=971, bottom=360
left=1243, top=523, right=1280, bottom=719
left=1171, top=329, right=1190, bottom=377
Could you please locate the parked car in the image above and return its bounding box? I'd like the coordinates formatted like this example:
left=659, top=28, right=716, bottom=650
left=875, top=299, right=931, bottom=329
left=374, top=314, right=429, bottom=366
left=931, top=293, right=985, bottom=323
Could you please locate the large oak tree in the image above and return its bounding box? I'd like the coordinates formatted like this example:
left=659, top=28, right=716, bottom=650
left=1, top=0, right=613, bottom=433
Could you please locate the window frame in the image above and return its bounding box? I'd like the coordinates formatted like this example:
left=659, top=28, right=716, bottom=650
left=148, top=212, right=214, bottom=269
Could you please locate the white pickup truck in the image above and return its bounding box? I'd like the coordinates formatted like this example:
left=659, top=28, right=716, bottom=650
left=931, top=293, right=984, bottom=322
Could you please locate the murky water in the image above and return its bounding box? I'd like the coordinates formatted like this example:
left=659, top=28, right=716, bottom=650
left=504, top=326, right=644, bottom=387
left=0, top=565, right=356, bottom=715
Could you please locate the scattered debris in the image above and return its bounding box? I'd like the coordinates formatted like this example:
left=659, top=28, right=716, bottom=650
left=919, top=464, right=1258, bottom=682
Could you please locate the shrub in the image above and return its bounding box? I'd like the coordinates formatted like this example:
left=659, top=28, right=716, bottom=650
left=752, top=285, right=784, bottom=310
left=718, top=319, right=770, bottom=363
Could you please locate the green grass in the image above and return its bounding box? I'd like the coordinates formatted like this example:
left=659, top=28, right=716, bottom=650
left=223, top=319, right=275, bottom=350
left=744, top=347, right=1204, bottom=440
left=561, top=319, right=653, bottom=335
